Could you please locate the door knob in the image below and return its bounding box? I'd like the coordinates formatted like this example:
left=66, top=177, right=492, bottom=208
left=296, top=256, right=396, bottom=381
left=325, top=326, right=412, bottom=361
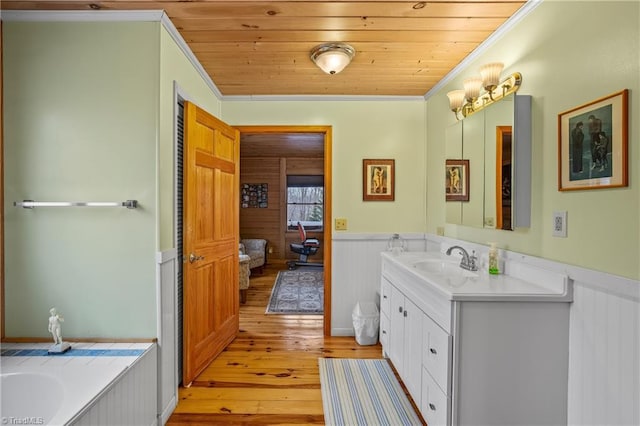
left=189, top=253, right=205, bottom=263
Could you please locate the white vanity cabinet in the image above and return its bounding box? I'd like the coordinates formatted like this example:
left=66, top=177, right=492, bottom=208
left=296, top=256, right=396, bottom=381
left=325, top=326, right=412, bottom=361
left=380, top=251, right=572, bottom=426
left=386, top=280, right=423, bottom=399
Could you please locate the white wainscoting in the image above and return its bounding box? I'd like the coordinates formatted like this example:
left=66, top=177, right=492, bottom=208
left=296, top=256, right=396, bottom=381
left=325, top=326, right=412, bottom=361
left=156, top=249, right=178, bottom=424
left=73, top=345, right=158, bottom=426
left=567, top=279, right=639, bottom=425
left=331, top=233, right=640, bottom=425
left=331, top=233, right=426, bottom=335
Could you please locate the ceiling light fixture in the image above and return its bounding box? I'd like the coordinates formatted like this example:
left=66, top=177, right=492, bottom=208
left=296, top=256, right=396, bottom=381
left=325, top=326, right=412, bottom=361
left=310, top=43, right=355, bottom=75
left=447, top=62, right=522, bottom=120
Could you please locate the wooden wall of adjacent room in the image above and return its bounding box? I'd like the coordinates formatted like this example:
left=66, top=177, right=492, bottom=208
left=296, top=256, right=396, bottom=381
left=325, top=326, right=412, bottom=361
left=240, top=156, right=324, bottom=263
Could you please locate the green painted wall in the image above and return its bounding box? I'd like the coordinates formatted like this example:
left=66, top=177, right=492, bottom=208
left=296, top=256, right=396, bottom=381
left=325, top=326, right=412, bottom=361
left=3, top=22, right=160, bottom=338
left=3, top=19, right=226, bottom=338
left=221, top=100, right=427, bottom=233
left=426, top=1, right=639, bottom=280
left=158, top=25, right=223, bottom=251
left=3, top=0, right=637, bottom=340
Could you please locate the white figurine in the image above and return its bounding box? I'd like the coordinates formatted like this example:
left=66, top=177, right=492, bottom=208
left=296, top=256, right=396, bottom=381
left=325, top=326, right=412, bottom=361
left=48, top=307, right=71, bottom=353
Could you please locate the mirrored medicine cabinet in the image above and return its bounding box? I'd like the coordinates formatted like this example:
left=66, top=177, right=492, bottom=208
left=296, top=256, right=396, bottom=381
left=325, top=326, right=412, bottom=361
left=445, top=93, right=532, bottom=230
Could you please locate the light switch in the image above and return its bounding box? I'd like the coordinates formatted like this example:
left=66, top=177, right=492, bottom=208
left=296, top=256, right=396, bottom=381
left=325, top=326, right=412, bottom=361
left=335, top=218, right=347, bottom=231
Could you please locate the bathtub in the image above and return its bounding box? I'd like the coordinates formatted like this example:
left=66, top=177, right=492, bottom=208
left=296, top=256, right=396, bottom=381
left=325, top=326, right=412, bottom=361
left=1, top=342, right=157, bottom=425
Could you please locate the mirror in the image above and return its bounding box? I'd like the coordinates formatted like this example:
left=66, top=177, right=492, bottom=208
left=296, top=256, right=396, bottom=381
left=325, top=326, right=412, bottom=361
left=445, top=93, right=531, bottom=230
left=445, top=121, right=463, bottom=225
left=462, top=110, right=485, bottom=228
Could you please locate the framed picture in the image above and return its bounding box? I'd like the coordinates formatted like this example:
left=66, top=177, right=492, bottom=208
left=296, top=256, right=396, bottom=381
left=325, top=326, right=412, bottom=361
left=558, top=89, right=628, bottom=191
left=445, top=159, right=469, bottom=201
left=241, top=183, right=268, bottom=208
left=363, top=159, right=395, bottom=201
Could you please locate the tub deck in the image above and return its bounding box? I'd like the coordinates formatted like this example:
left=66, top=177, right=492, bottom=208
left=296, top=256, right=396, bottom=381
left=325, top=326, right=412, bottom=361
left=1, top=342, right=154, bottom=425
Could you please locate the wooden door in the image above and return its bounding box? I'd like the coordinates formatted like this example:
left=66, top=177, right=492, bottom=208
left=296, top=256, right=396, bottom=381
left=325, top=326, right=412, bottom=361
left=183, top=101, right=240, bottom=386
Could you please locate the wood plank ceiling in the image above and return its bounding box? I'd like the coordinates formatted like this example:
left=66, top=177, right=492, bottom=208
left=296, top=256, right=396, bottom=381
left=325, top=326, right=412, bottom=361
left=2, top=0, right=527, bottom=96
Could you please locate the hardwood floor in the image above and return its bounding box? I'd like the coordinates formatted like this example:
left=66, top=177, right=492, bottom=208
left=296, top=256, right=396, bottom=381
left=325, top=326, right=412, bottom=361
left=167, top=262, right=423, bottom=425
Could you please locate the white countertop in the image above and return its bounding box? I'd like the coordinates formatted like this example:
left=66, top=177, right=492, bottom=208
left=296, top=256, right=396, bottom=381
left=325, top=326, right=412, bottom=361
left=381, top=251, right=572, bottom=302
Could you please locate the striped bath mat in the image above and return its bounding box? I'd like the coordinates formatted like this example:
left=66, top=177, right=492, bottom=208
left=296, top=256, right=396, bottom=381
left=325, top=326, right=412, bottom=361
left=319, top=358, right=422, bottom=426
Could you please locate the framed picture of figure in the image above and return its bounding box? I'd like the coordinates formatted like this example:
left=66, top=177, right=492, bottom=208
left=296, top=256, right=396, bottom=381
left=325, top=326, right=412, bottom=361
left=445, top=159, right=469, bottom=201
left=363, top=159, right=395, bottom=201
left=558, top=89, right=628, bottom=191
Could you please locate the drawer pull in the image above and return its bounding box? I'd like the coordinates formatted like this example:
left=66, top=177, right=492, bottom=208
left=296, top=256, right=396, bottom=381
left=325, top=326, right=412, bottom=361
left=383, top=295, right=388, bottom=299
left=403, top=310, right=408, bottom=318
left=382, top=330, right=387, bottom=334
left=429, top=348, right=437, bottom=355
left=429, top=403, right=436, bottom=411
left=398, top=306, right=403, bottom=313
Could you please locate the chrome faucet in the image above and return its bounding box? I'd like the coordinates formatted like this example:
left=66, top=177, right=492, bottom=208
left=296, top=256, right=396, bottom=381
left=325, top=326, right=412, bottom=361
left=446, top=245, right=478, bottom=272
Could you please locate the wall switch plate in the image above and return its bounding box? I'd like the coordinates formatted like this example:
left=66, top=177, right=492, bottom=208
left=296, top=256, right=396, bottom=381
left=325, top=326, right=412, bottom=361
left=552, top=211, right=567, bottom=237
left=335, top=218, right=347, bottom=231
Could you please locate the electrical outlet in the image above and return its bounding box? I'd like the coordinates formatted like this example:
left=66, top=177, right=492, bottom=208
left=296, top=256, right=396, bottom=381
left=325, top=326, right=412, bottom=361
left=335, top=218, right=347, bottom=231
left=484, top=217, right=495, bottom=227
left=552, top=211, right=567, bottom=237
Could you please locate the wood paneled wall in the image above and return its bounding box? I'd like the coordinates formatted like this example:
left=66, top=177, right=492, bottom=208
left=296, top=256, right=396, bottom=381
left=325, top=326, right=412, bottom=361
left=240, top=156, right=324, bottom=262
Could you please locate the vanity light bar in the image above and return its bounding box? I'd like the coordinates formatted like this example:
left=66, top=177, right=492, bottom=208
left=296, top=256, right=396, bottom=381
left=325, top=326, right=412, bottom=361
left=14, top=200, right=138, bottom=209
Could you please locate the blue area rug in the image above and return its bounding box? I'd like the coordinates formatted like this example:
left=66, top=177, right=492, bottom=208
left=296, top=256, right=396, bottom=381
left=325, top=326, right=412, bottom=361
left=319, top=358, right=422, bottom=426
left=265, top=269, right=323, bottom=314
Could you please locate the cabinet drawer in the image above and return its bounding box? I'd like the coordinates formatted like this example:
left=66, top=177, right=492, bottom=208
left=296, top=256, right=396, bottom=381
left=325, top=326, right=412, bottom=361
left=380, top=277, right=391, bottom=315
left=379, top=313, right=390, bottom=348
left=421, top=368, right=450, bottom=426
left=422, top=313, right=451, bottom=394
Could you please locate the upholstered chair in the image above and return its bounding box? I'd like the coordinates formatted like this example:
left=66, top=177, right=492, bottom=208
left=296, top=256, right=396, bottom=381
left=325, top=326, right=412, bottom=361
left=239, top=252, right=251, bottom=304
left=240, top=238, right=268, bottom=273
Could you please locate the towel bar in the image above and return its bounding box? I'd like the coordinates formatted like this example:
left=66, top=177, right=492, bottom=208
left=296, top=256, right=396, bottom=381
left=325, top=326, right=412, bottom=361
left=13, top=200, right=138, bottom=209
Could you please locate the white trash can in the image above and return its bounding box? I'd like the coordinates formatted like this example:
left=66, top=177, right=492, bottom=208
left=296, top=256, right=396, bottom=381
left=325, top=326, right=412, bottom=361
left=352, top=301, right=380, bottom=345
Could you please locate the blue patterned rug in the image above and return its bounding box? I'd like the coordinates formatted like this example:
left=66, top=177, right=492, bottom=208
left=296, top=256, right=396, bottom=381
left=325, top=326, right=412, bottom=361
left=319, top=358, right=423, bottom=426
left=265, top=269, right=324, bottom=314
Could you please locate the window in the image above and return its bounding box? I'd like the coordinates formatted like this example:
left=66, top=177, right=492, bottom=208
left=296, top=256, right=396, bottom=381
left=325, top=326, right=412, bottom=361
left=287, top=175, right=324, bottom=231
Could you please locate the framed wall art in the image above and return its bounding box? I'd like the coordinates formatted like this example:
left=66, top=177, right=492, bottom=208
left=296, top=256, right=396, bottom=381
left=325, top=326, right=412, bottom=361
left=241, top=183, right=268, bottom=208
left=558, top=89, right=628, bottom=191
left=363, top=159, right=395, bottom=201
left=445, top=159, right=469, bottom=201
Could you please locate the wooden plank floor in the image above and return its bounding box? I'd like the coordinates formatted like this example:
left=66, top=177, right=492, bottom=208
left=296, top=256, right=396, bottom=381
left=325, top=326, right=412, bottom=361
left=167, top=261, right=424, bottom=425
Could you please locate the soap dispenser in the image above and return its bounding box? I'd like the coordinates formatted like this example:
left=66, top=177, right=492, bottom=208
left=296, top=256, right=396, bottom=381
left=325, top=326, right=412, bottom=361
left=488, top=242, right=500, bottom=275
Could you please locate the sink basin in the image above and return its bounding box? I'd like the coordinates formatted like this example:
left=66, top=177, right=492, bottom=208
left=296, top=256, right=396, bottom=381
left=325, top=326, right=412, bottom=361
left=413, top=259, right=479, bottom=278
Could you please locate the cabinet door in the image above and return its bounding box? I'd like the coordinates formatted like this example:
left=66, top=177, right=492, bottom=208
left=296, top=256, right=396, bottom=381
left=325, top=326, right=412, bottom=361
left=380, top=277, right=391, bottom=316
left=380, top=312, right=390, bottom=349
left=423, top=313, right=451, bottom=395
left=403, top=298, right=423, bottom=399
left=422, top=368, right=450, bottom=426
left=389, top=285, right=406, bottom=375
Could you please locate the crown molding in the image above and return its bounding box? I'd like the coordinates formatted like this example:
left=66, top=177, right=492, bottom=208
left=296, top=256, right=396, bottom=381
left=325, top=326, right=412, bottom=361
left=1, top=3, right=541, bottom=103
left=223, top=95, right=425, bottom=102
left=0, top=10, right=164, bottom=22
left=1, top=10, right=223, bottom=100
left=423, top=0, right=543, bottom=100
left=158, top=13, right=223, bottom=99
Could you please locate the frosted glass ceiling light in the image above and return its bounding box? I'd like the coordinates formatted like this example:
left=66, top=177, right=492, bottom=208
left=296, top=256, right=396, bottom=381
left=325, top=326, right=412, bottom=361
left=310, top=43, right=355, bottom=75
